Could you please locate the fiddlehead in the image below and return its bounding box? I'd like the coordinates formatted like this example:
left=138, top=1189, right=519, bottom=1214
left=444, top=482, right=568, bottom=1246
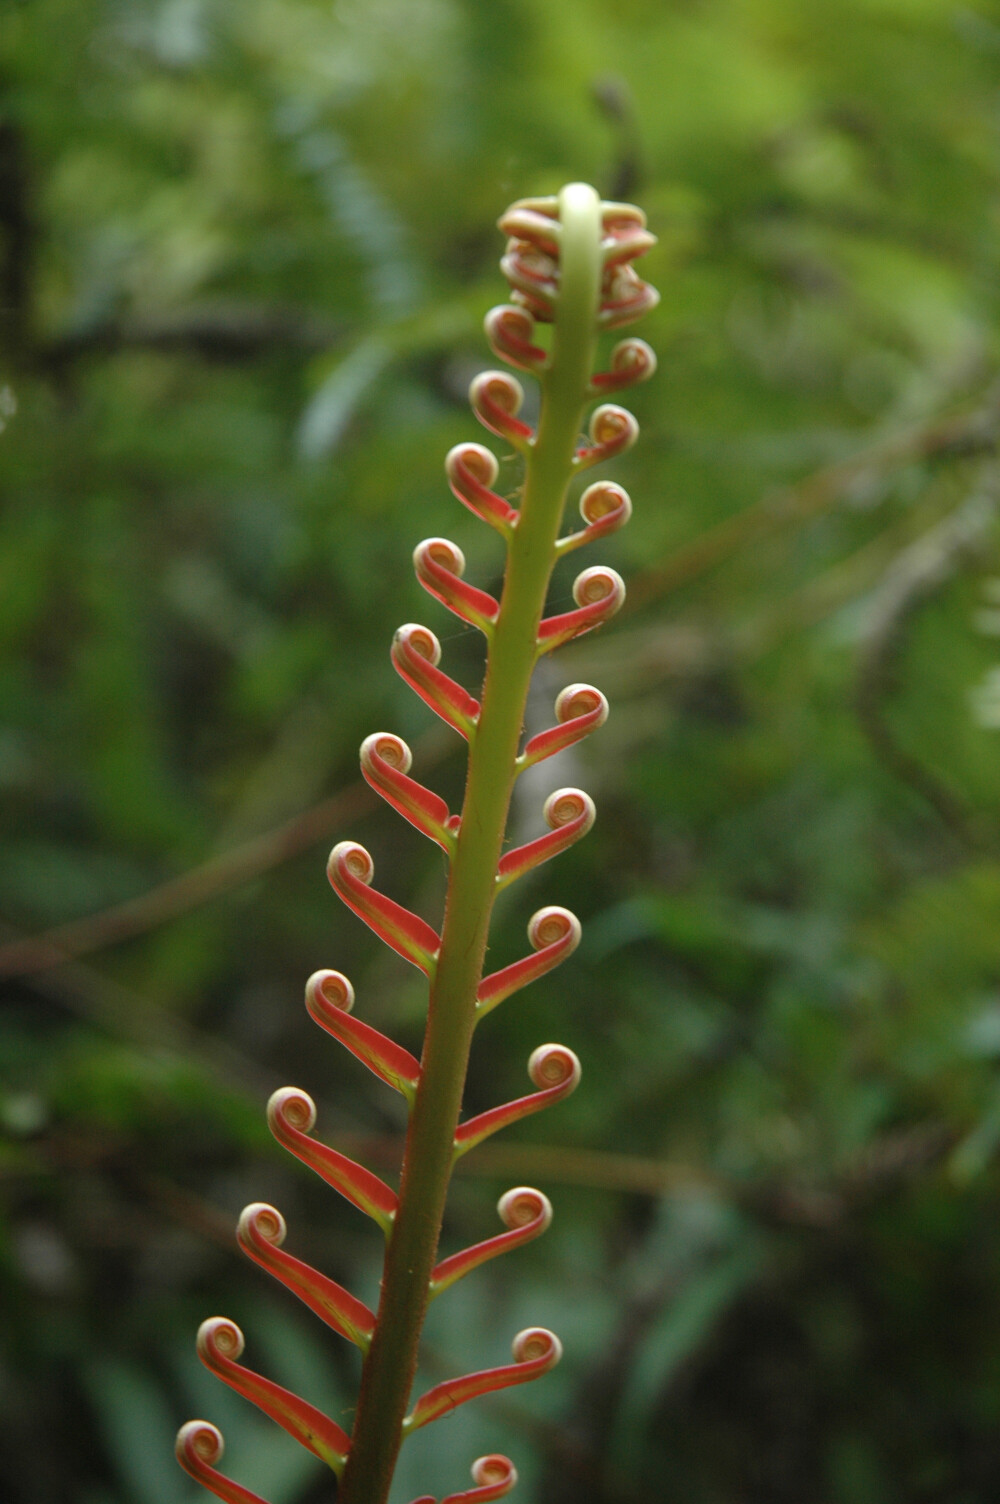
left=360, top=732, right=459, bottom=854
left=429, top=1187, right=554, bottom=1297
left=179, top=181, right=657, bottom=1504
left=454, top=1043, right=582, bottom=1155
left=327, top=840, right=440, bottom=974
left=518, top=684, right=609, bottom=767
left=476, top=906, right=583, bottom=1018
left=403, top=1327, right=563, bottom=1433
left=304, top=968, right=421, bottom=1100
left=195, top=1318, right=350, bottom=1471
left=265, top=1088, right=397, bottom=1233
left=176, top=1422, right=273, bottom=1504
left=536, top=565, right=627, bottom=652
left=496, top=788, right=596, bottom=890
left=557, top=481, right=633, bottom=554
left=236, top=1203, right=377, bottom=1348
left=391, top=622, right=480, bottom=739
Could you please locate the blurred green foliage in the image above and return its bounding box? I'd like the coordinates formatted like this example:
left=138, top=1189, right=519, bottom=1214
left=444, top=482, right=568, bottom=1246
left=5, top=1, right=1000, bottom=1500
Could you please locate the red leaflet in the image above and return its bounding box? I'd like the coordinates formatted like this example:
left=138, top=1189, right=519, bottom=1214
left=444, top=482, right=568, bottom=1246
left=497, top=204, right=561, bottom=255
left=496, top=789, right=595, bottom=890
left=589, top=337, right=656, bottom=395
left=176, top=1421, right=273, bottom=1504
left=443, top=1455, right=519, bottom=1504
left=267, top=1088, right=398, bottom=1231
left=391, top=624, right=480, bottom=740
left=405, top=1328, right=562, bottom=1433
left=413, top=538, right=499, bottom=635
left=328, top=841, right=441, bottom=975
left=519, top=684, right=608, bottom=768
left=477, top=906, right=581, bottom=1018
left=469, top=371, right=534, bottom=447
left=574, top=403, right=639, bottom=469
left=445, top=441, right=519, bottom=531
left=557, top=480, right=632, bottom=555
left=305, top=970, right=421, bottom=1100
left=430, top=1188, right=552, bottom=1297
left=599, top=262, right=660, bottom=329
left=195, top=1319, right=350, bottom=1472
left=499, top=243, right=559, bottom=322
left=454, top=1044, right=582, bottom=1156
left=537, top=567, right=625, bottom=653
left=360, top=733, right=456, bottom=854
left=602, top=229, right=657, bottom=268
left=483, top=305, right=547, bottom=377
left=600, top=201, right=648, bottom=235
left=600, top=204, right=656, bottom=273
left=237, top=1202, right=376, bottom=1350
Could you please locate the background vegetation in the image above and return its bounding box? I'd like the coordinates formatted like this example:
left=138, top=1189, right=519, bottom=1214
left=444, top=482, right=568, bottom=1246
left=5, top=1, right=1000, bottom=1499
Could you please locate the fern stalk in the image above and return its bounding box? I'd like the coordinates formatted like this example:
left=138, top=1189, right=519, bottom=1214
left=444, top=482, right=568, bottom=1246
left=177, top=181, right=657, bottom=1504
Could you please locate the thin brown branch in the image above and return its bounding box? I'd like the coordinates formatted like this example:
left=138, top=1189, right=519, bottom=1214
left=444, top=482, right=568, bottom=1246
left=0, top=779, right=372, bottom=978
left=854, top=471, right=999, bottom=846
left=0, top=728, right=448, bottom=979
left=2, top=922, right=284, bottom=1102
left=0, top=712, right=451, bottom=980
left=40, top=303, right=347, bottom=366
left=626, top=390, right=1000, bottom=612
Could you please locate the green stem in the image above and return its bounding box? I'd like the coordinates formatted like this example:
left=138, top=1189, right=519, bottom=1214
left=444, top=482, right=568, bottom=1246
left=336, top=184, right=603, bottom=1504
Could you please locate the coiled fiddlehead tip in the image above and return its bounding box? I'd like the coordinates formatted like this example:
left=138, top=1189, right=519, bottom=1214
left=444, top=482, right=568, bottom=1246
left=176, top=1418, right=225, bottom=1470
left=588, top=403, right=639, bottom=450
left=266, top=1086, right=317, bottom=1137
left=609, top=336, right=656, bottom=382
left=601, top=201, right=647, bottom=233
left=527, top=905, right=582, bottom=952
left=328, top=840, right=374, bottom=886
left=414, top=536, right=499, bottom=635
left=237, top=1201, right=288, bottom=1248
left=329, top=836, right=441, bottom=974
left=579, top=480, right=632, bottom=527
left=470, top=1455, right=518, bottom=1492
left=394, top=622, right=442, bottom=665
left=305, top=968, right=355, bottom=1015
left=414, top=536, right=467, bottom=577
left=445, top=441, right=499, bottom=491
left=452, top=1041, right=581, bottom=1156
left=554, top=683, right=609, bottom=726
left=176, top=1419, right=276, bottom=1502
left=360, top=731, right=413, bottom=776
left=497, top=1186, right=553, bottom=1233
left=484, top=305, right=536, bottom=344
left=470, top=370, right=525, bottom=417
left=519, top=683, right=609, bottom=767
left=537, top=566, right=625, bottom=651
left=498, top=202, right=561, bottom=246
left=543, top=787, right=596, bottom=833
left=511, top=1326, right=563, bottom=1369
left=589, top=338, right=656, bottom=397
left=483, top=304, right=547, bottom=375
left=572, top=565, right=625, bottom=610
left=469, top=368, right=533, bottom=444
left=441, top=1455, right=519, bottom=1502
left=527, top=1042, right=582, bottom=1093
left=493, top=784, right=594, bottom=886
left=197, top=1315, right=246, bottom=1364
left=444, top=440, right=517, bottom=534
left=601, top=278, right=659, bottom=329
